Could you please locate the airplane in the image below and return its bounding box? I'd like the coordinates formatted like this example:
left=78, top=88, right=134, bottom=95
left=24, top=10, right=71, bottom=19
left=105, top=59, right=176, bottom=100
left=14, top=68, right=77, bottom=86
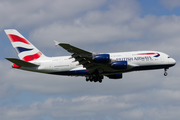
left=4, top=29, right=176, bottom=83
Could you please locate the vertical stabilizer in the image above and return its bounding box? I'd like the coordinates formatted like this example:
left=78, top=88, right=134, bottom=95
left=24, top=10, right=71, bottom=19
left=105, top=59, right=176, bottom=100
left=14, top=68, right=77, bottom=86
left=4, top=29, right=47, bottom=61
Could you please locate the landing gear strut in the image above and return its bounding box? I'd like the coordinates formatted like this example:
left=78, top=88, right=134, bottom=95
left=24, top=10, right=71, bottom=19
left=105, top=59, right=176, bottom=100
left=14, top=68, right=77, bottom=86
left=86, top=75, right=103, bottom=83
left=164, top=68, right=168, bottom=76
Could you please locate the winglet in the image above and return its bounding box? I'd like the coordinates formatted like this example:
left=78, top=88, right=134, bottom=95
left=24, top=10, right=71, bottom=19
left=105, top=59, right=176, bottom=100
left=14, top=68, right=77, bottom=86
left=54, top=40, right=60, bottom=47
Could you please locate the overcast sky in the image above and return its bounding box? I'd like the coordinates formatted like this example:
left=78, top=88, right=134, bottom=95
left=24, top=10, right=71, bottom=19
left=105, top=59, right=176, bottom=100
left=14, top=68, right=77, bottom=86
left=0, top=0, right=180, bottom=120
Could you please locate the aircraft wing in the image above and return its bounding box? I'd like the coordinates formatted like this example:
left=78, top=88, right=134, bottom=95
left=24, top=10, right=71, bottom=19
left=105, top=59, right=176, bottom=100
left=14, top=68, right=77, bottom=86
left=59, top=43, right=92, bottom=55
left=57, top=42, right=118, bottom=75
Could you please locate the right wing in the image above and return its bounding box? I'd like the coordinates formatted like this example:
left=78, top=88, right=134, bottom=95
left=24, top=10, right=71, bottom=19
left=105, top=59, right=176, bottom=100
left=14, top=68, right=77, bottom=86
left=57, top=42, right=117, bottom=75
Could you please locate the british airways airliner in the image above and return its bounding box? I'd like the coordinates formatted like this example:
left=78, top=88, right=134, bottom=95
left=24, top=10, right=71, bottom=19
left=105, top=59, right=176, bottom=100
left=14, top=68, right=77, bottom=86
left=5, top=29, right=176, bottom=83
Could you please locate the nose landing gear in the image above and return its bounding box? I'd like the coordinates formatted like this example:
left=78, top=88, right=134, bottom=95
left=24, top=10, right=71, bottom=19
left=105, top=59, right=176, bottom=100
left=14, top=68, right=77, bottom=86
left=164, top=68, right=168, bottom=76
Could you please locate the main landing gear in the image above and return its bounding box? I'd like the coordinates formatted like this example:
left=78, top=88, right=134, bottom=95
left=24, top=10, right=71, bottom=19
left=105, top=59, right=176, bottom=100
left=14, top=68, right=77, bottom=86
left=164, top=68, right=168, bottom=76
left=86, top=76, right=103, bottom=83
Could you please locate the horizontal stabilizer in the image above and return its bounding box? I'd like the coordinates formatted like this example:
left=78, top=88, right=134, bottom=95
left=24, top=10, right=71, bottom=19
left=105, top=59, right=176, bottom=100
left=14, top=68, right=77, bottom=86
left=6, top=58, right=39, bottom=67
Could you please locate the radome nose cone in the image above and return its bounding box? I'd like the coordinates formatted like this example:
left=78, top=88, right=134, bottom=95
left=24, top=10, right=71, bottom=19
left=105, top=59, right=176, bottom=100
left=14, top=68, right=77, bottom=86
left=172, top=58, right=176, bottom=66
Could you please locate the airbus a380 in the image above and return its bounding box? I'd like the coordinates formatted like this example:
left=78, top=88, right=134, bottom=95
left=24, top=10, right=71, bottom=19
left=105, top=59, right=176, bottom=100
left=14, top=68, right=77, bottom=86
left=5, top=29, right=176, bottom=83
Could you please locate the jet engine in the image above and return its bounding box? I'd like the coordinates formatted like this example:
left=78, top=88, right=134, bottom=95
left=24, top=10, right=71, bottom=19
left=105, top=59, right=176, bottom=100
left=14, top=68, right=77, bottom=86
left=106, top=73, right=122, bottom=79
left=112, top=61, right=127, bottom=69
left=93, top=54, right=110, bottom=63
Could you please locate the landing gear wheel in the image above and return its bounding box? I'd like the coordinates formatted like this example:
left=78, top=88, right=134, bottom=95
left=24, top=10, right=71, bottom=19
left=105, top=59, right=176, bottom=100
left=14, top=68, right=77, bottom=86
left=86, top=76, right=90, bottom=82
left=164, top=68, right=168, bottom=76
left=164, top=72, right=167, bottom=76
left=85, top=75, right=103, bottom=83
left=99, top=79, right=102, bottom=83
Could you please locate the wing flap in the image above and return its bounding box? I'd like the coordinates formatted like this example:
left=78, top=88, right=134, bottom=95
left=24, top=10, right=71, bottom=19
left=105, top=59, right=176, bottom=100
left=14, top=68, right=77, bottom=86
left=6, top=58, right=39, bottom=67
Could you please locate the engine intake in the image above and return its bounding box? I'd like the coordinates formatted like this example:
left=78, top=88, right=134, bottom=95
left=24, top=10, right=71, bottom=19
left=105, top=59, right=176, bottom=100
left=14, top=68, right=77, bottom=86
left=93, top=54, right=110, bottom=63
left=112, top=61, right=127, bottom=69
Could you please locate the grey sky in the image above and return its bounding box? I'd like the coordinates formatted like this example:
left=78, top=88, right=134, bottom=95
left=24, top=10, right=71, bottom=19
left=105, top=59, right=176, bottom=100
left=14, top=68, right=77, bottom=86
left=0, top=0, right=180, bottom=120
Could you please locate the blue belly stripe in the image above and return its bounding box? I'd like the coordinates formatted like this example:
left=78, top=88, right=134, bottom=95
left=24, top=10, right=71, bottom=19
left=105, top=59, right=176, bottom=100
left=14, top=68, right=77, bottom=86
left=48, top=64, right=175, bottom=76
left=49, top=70, right=89, bottom=75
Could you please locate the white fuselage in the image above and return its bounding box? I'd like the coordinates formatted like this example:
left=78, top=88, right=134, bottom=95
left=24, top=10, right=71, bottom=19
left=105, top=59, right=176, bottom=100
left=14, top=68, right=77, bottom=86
left=19, top=51, right=176, bottom=76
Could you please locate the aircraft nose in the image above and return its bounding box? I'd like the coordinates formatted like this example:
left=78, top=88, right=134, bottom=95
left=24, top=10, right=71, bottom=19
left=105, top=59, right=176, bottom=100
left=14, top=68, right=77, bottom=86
left=171, top=58, right=176, bottom=66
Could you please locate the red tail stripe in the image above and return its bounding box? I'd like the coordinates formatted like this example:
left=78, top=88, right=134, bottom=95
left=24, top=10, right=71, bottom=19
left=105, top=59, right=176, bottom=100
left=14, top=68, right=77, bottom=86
left=7, top=34, right=30, bottom=45
left=23, top=52, right=42, bottom=61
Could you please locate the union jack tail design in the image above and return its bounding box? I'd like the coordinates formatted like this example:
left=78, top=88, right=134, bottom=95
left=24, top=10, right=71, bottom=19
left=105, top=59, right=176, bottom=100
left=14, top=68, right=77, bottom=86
left=4, top=29, right=47, bottom=61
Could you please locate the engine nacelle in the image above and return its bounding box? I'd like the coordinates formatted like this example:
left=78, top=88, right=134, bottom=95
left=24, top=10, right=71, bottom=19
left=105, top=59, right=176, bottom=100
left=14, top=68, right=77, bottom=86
left=106, top=73, right=122, bottom=79
left=112, top=61, right=127, bottom=69
left=93, top=54, right=110, bottom=63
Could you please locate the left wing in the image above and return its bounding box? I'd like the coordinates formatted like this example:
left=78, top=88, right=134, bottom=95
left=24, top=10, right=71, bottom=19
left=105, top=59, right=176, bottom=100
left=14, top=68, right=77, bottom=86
left=59, top=43, right=92, bottom=55
left=57, top=42, right=115, bottom=74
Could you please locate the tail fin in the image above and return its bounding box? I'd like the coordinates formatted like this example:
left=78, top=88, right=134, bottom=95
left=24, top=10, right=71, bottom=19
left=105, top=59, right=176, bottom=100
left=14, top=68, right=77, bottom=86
left=4, top=29, right=47, bottom=61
